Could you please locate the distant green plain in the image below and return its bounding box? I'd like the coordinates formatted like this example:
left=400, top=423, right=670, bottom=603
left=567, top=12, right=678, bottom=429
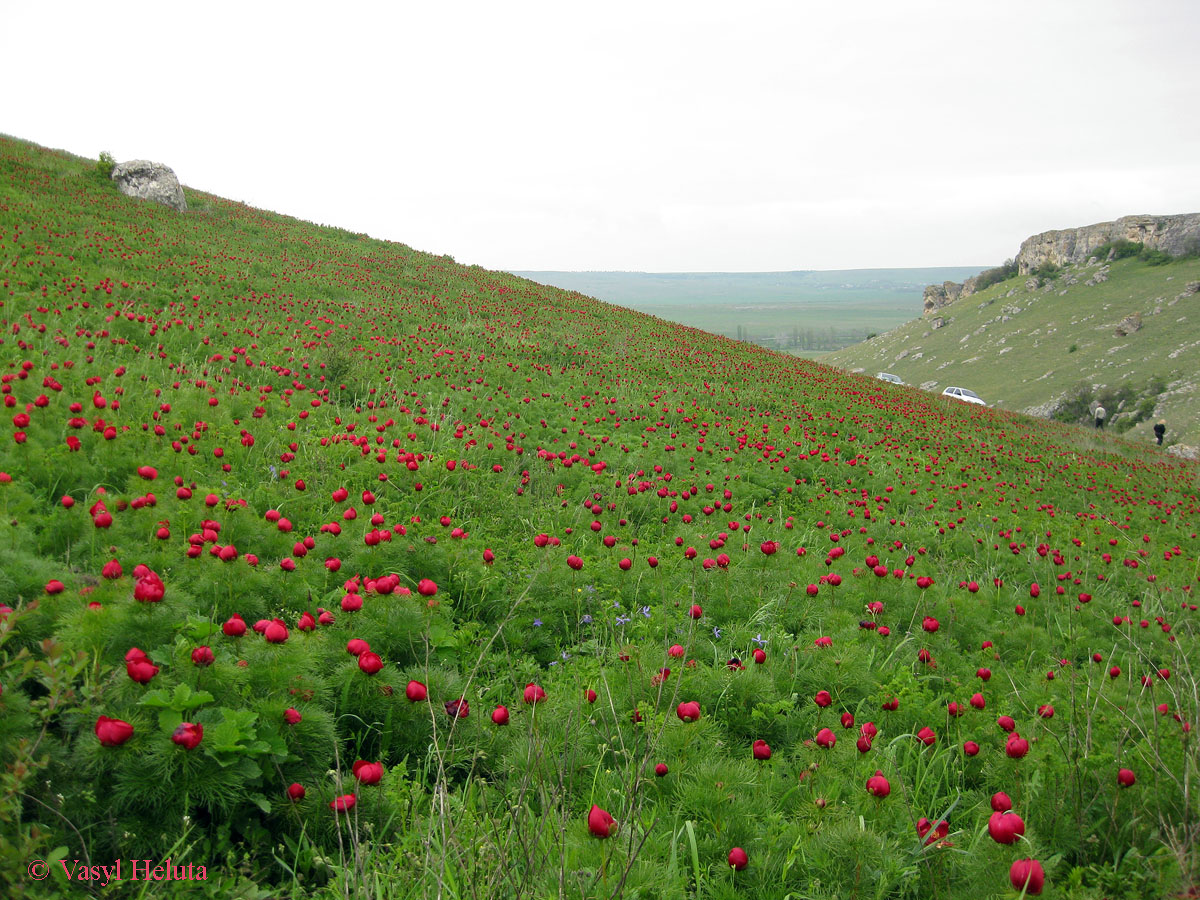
left=513, top=268, right=984, bottom=355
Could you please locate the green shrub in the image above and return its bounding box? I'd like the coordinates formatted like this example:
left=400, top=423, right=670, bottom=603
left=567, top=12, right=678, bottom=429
left=1090, top=239, right=1143, bottom=261
left=974, top=258, right=1018, bottom=291
left=95, top=150, right=115, bottom=180
left=1032, top=261, right=1061, bottom=280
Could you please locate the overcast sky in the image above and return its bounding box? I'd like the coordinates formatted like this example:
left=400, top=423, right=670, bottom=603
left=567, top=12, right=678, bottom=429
left=7, top=1, right=1199, bottom=272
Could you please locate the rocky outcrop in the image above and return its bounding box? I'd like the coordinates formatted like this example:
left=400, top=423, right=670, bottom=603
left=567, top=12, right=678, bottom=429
left=923, top=275, right=980, bottom=314
left=1114, top=313, right=1142, bottom=337
left=921, top=213, right=1199, bottom=315
left=1015, top=214, right=1200, bottom=274
left=111, top=160, right=187, bottom=212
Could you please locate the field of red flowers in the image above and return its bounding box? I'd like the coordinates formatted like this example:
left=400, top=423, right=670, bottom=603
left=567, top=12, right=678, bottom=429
left=1, top=136, right=1197, bottom=899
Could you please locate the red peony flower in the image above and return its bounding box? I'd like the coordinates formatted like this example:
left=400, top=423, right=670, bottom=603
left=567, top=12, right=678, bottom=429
left=676, top=701, right=701, bottom=722
left=1009, top=859, right=1044, bottom=894
left=191, top=646, right=214, bottom=667
left=95, top=715, right=134, bottom=746
left=866, top=770, right=891, bottom=797
left=171, top=722, right=203, bottom=750
left=352, top=760, right=384, bottom=785
left=405, top=680, right=428, bottom=702
left=587, top=804, right=617, bottom=838
left=523, top=683, right=546, bottom=704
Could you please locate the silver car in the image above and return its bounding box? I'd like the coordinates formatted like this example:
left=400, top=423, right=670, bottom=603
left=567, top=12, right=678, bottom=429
left=941, top=386, right=987, bottom=406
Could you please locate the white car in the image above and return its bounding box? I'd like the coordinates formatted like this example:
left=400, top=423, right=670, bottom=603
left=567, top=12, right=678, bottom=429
left=876, top=372, right=904, bottom=385
left=941, top=386, right=987, bottom=406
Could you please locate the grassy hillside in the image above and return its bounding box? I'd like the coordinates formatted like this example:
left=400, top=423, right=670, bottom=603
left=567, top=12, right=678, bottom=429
left=1, top=135, right=1198, bottom=900
left=824, top=258, right=1200, bottom=448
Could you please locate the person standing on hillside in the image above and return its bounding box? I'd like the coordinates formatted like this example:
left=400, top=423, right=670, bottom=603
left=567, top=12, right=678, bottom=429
left=1094, top=404, right=1106, bottom=429
left=1153, top=420, right=1166, bottom=445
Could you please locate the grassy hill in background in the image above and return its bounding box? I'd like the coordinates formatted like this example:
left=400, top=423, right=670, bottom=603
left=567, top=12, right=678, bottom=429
left=514, top=268, right=985, bottom=354
left=823, top=257, right=1200, bottom=449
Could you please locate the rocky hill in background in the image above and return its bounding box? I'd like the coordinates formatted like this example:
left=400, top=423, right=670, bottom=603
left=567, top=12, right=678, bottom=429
left=923, top=213, right=1200, bottom=315
left=826, top=252, right=1200, bottom=454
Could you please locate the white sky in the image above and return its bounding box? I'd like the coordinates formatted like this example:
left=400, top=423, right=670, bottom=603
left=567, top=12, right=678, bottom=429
left=7, top=0, right=1200, bottom=272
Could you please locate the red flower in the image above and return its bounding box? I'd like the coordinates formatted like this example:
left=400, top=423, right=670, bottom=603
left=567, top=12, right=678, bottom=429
left=126, top=656, right=159, bottom=684
left=987, top=810, right=1025, bottom=844
left=347, top=638, right=370, bottom=656
left=676, top=701, right=701, bottom=722
left=997, top=715, right=1016, bottom=733
left=654, top=763, right=668, bottom=777
left=297, top=611, right=316, bottom=631
left=330, top=793, right=357, bottom=813
left=587, top=804, right=617, bottom=838
left=752, top=739, right=772, bottom=760
left=585, top=688, right=598, bottom=704
left=264, top=620, right=289, bottom=643
left=191, top=646, right=214, bottom=667
left=728, top=847, right=749, bottom=871
left=1009, top=859, right=1045, bottom=894
left=916, top=726, right=936, bottom=747
left=358, top=652, right=383, bottom=675
left=523, top=683, right=547, bottom=704
left=688, top=604, right=702, bottom=619
left=222, top=614, right=247, bottom=637
left=417, top=578, right=438, bottom=596
left=133, top=570, right=164, bottom=603
left=991, top=791, right=1013, bottom=812
left=95, top=715, right=134, bottom=746
left=491, top=705, right=510, bottom=725
left=444, top=698, right=469, bottom=719
left=814, top=690, right=832, bottom=708
left=405, top=680, right=428, bottom=702
left=352, top=760, right=384, bottom=785
left=866, top=770, right=891, bottom=797
left=284, top=707, right=302, bottom=725
left=287, top=783, right=306, bottom=802
left=171, top=722, right=203, bottom=750
left=1005, top=733, right=1029, bottom=758
left=963, top=740, right=980, bottom=756
left=1117, top=767, right=1136, bottom=787
left=816, top=728, right=837, bottom=749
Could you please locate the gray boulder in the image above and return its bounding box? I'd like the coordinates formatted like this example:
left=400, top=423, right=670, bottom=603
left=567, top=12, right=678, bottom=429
left=111, top=159, right=187, bottom=212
